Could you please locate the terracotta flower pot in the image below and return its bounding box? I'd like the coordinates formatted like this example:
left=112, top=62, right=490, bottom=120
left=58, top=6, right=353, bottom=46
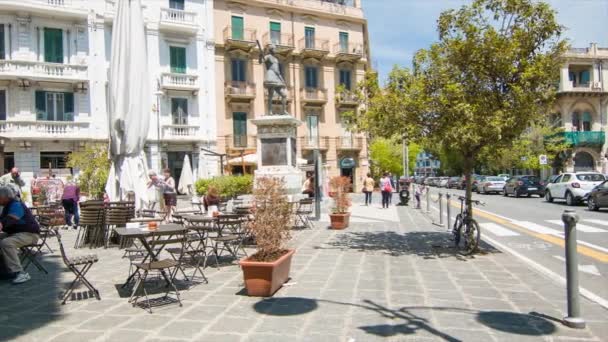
left=329, top=213, right=350, bottom=230
left=239, top=249, right=295, bottom=297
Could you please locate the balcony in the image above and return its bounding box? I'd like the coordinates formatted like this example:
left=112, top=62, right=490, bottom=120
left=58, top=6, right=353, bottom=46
left=1, top=0, right=88, bottom=20
left=337, top=136, right=364, bottom=150
left=561, top=131, right=606, bottom=147
left=333, top=42, right=365, bottom=62
left=160, top=73, right=199, bottom=92
left=298, top=38, right=330, bottom=59
left=222, top=26, right=257, bottom=51
left=226, top=134, right=257, bottom=152
left=264, top=86, right=293, bottom=103
left=336, top=90, right=359, bottom=107
left=300, top=136, right=330, bottom=150
left=300, top=88, right=328, bottom=105
left=262, top=32, right=295, bottom=55
left=0, top=120, right=89, bottom=140
left=237, top=0, right=363, bottom=18
left=0, top=60, right=87, bottom=83
left=161, top=124, right=200, bottom=141
left=159, top=8, right=198, bottom=35
left=558, top=80, right=605, bottom=95
left=225, top=81, right=256, bottom=101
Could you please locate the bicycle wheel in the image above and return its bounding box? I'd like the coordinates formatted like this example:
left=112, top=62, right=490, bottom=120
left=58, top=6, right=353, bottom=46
left=453, top=214, right=463, bottom=247
left=461, top=219, right=480, bottom=255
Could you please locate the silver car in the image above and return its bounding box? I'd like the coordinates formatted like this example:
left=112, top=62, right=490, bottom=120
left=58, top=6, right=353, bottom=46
left=478, top=176, right=507, bottom=194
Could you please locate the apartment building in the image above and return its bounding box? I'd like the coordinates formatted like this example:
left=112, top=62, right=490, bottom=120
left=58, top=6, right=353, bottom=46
left=0, top=0, right=218, bottom=186
left=414, top=151, right=440, bottom=177
left=554, top=43, right=608, bottom=173
left=214, top=0, right=371, bottom=188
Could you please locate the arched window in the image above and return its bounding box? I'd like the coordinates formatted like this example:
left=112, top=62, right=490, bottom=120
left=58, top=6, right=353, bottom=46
left=582, top=112, right=592, bottom=131
left=571, top=112, right=580, bottom=131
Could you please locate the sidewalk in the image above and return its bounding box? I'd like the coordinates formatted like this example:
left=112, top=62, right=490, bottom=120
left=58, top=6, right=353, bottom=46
left=1, top=195, right=607, bottom=341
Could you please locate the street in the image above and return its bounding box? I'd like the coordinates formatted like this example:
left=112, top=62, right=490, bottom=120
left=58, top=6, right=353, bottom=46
left=419, top=186, right=608, bottom=309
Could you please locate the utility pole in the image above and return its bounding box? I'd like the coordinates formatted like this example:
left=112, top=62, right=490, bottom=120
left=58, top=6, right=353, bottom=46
left=402, top=136, right=409, bottom=178
left=313, top=148, right=321, bottom=220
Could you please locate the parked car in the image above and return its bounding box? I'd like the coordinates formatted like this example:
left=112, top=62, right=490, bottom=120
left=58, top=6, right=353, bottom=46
left=477, top=176, right=507, bottom=194
left=545, top=172, right=606, bottom=206
left=439, top=177, right=450, bottom=188
left=586, top=180, right=608, bottom=211
left=459, top=174, right=481, bottom=190
left=498, top=174, right=510, bottom=181
left=447, top=177, right=461, bottom=189
left=503, top=175, right=545, bottom=197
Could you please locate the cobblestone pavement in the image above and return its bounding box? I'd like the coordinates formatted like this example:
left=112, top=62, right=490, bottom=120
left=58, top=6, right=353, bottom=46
left=1, top=196, right=607, bottom=342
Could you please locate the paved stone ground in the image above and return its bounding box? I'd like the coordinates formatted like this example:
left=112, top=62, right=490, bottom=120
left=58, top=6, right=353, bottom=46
left=1, top=195, right=607, bottom=342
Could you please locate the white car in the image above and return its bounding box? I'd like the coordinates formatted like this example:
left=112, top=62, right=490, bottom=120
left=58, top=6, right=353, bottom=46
left=545, top=172, right=607, bottom=206
left=477, top=176, right=507, bottom=194
left=439, top=177, right=450, bottom=188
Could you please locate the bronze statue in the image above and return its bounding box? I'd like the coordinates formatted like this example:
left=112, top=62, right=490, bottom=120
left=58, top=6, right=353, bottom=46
left=257, top=41, right=288, bottom=115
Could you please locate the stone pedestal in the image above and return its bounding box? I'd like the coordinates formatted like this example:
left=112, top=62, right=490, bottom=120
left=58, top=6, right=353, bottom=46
left=252, top=115, right=303, bottom=195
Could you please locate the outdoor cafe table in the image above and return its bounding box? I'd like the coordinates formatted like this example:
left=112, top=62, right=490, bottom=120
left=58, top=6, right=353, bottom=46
left=115, top=224, right=187, bottom=288
left=129, top=217, right=163, bottom=224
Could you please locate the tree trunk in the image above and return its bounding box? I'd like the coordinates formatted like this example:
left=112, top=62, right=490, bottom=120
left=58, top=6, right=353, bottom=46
left=463, top=155, right=474, bottom=218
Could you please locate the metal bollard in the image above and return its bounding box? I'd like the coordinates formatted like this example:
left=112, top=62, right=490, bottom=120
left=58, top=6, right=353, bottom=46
left=562, top=210, right=586, bottom=329
left=426, top=189, right=430, bottom=213
left=446, top=194, right=451, bottom=231
left=438, top=193, right=444, bottom=225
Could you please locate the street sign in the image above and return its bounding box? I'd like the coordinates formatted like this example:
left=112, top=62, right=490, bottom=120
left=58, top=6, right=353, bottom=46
left=539, top=155, right=548, bottom=165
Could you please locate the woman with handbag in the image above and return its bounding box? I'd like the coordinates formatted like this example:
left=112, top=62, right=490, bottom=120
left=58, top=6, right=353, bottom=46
left=379, top=172, right=393, bottom=209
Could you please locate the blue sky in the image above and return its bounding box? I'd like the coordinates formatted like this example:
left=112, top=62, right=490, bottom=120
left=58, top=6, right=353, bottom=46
left=363, top=0, right=608, bottom=80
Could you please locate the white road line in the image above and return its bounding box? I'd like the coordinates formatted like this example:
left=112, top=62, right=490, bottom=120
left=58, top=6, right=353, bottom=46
left=584, top=219, right=608, bottom=227
left=480, top=222, right=520, bottom=237
left=546, top=220, right=606, bottom=233
left=511, top=221, right=562, bottom=236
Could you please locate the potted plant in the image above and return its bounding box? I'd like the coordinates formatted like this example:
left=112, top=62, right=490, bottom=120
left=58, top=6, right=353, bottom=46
left=329, top=176, right=352, bottom=229
left=239, top=177, right=295, bottom=297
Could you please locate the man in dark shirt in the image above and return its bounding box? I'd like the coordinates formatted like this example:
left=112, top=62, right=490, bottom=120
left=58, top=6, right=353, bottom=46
left=0, top=186, right=40, bottom=284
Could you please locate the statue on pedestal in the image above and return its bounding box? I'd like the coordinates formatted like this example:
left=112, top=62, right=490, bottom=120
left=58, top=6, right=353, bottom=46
left=257, top=41, right=288, bottom=116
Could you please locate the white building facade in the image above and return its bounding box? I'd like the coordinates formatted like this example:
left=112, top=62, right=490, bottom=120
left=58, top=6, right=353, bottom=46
left=0, top=0, right=218, bottom=186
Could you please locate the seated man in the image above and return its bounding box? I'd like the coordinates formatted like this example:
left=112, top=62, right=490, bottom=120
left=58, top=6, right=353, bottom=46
left=0, top=186, right=40, bottom=284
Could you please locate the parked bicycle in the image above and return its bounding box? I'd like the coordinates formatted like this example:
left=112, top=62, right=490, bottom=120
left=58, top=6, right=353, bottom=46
left=452, top=195, right=484, bottom=255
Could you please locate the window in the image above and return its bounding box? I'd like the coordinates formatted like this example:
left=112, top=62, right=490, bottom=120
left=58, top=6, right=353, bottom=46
left=0, top=24, right=5, bottom=60
left=339, top=31, right=349, bottom=52
left=339, top=69, right=352, bottom=90
left=0, top=90, right=5, bottom=121
left=307, top=115, right=319, bottom=144
left=270, top=22, right=281, bottom=45
left=231, top=59, right=246, bottom=82
left=171, top=98, right=188, bottom=125
left=44, top=28, right=63, bottom=63
left=233, top=112, right=247, bottom=147
left=304, top=27, right=315, bottom=49
left=582, top=112, right=592, bottom=131
left=169, top=0, right=184, bottom=10
left=572, top=112, right=580, bottom=131
left=579, top=70, right=590, bottom=86
left=305, top=66, right=318, bottom=88
left=576, top=173, right=605, bottom=182
left=35, top=91, right=74, bottom=121
left=169, top=46, right=186, bottom=74
left=231, top=16, right=244, bottom=40
left=40, top=152, right=70, bottom=169
left=561, top=174, right=571, bottom=183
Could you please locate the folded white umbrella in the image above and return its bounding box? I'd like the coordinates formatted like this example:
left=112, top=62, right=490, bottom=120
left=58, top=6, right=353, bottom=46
left=178, top=154, right=194, bottom=195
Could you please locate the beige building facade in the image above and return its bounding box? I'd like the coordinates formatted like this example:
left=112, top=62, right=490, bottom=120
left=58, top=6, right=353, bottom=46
left=214, top=0, right=371, bottom=189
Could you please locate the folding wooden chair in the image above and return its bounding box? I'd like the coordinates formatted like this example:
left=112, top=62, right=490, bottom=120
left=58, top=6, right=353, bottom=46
left=56, top=231, right=100, bottom=305
left=294, top=198, right=314, bottom=229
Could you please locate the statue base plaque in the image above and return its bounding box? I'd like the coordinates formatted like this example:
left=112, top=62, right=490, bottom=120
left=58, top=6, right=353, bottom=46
left=252, top=115, right=303, bottom=195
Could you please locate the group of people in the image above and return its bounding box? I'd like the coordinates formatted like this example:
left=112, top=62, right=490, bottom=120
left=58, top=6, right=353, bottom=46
left=146, top=168, right=178, bottom=220
left=362, top=172, right=396, bottom=209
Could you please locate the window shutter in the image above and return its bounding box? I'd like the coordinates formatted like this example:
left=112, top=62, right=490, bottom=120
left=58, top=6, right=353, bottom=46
left=35, top=91, right=46, bottom=120
left=231, top=59, right=238, bottom=81
left=0, top=90, right=6, bottom=121
left=231, top=16, right=244, bottom=40
left=44, top=28, right=63, bottom=63
left=169, top=0, right=184, bottom=10
left=170, top=46, right=186, bottom=73
left=64, top=92, right=74, bottom=121
left=580, top=70, right=590, bottom=85
left=312, top=67, right=318, bottom=88
left=0, top=24, right=5, bottom=60
left=270, top=22, right=281, bottom=32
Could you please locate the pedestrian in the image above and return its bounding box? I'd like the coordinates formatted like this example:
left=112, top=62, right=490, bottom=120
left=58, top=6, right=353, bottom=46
left=380, top=172, right=393, bottom=209
left=388, top=172, right=395, bottom=205
left=61, top=178, right=80, bottom=229
left=301, top=175, right=315, bottom=198
left=0, top=168, right=26, bottom=198
left=415, top=184, right=425, bottom=209
left=162, top=168, right=177, bottom=220
left=363, top=173, right=374, bottom=206
left=202, top=186, right=221, bottom=217
left=0, top=186, right=40, bottom=284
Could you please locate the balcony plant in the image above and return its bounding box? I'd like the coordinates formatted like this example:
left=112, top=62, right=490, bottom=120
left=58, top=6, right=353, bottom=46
left=239, top=177, right=294, bottom=297
left=328, top=176, right=352, bottom=229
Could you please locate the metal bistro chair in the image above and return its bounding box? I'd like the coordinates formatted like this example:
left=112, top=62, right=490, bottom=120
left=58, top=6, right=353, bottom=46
left=210, top=214, right=248, bottom=265
left=75, top=201, right=105, bottom=249
left=20, top=223, right=54, bottom=274
left=105, top=202, right=135, bottom=248
left=294, top=198, right=314, bottom=229
left=130, top=229, right=187, bottom=313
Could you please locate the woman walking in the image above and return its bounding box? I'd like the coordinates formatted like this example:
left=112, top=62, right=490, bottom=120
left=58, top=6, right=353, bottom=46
left=380, top=173, right=393, bottom=209
left=162, top=168, right=177, bottom=220
left=363, top=173, right=375, bottom=206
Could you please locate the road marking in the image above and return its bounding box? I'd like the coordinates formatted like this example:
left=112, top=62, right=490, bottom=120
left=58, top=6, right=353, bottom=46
left=512, top=221, right=561, bottom=235
left=584, top=219, right=608, bottom=227
left=480, top=222, right=520, bottom=236
left=546, top=220, right=607, bottom=233
left=553, top=256, right=601, bottom=276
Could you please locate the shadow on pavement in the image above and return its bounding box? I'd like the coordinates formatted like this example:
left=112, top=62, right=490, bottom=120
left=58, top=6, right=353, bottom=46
left=316, top=231, right=500, bottom=259
left=477, top=311, right=556, bottom=335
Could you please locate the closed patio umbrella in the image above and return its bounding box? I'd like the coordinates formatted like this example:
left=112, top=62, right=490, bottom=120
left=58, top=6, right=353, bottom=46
left=105, top=0, right=150, bottom=209
left=178, top=154, right=194, bottom=195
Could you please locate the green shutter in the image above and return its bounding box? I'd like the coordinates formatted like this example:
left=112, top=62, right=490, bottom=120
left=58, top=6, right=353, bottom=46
left=0, top=90, right=6, bottom=120
left=231, top=16, right=244, bottom=40
left=270, top=22, right=281, bottom=32
left=64, top=92, right=74, bottom=121
left=35, top=91, right=46, bottom=120
left=339, top=32, right=349, bottom=52
left=580, top=70, right=590, bottom=85
left=0, top=24, right=5, bottom=60
left=305, top=27, right=315, bottom=48
left=170, top=46, right=186, bottom=74
left=233, top=112, right=247, bottom=147
left=231, top=59, right=245, bottom=82
left=44, top=28, right=63, bottom=63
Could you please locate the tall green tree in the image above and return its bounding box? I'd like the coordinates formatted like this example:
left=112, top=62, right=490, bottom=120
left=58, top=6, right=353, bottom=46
left=369, top=138, right=403, bottom=176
